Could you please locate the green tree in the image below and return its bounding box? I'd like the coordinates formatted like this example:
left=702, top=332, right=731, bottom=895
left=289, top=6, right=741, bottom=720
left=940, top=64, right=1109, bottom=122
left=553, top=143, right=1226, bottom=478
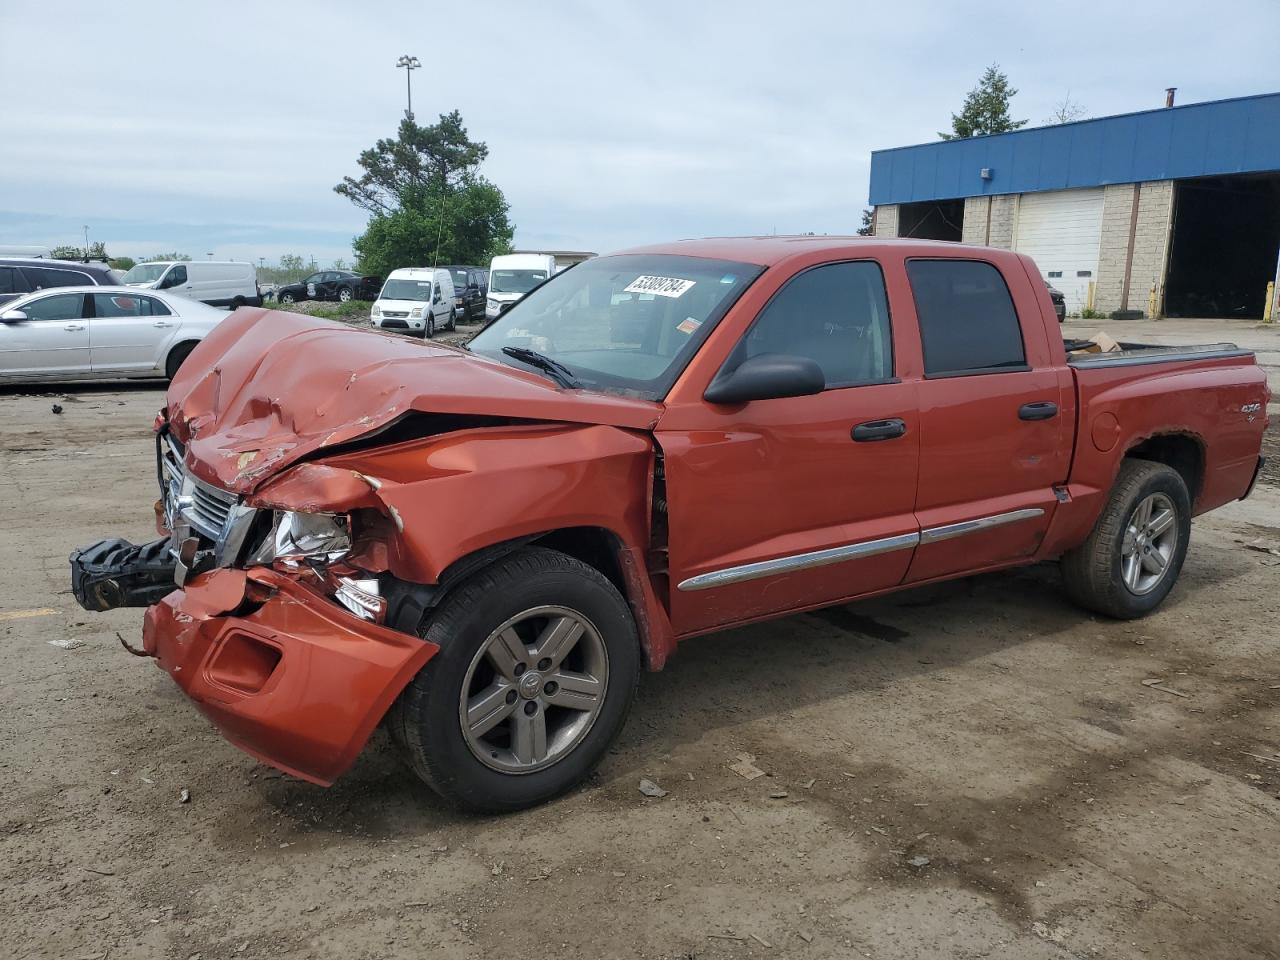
left=336, top=111, right=514, bottom=278
left=51, top=241, right=111, bottom=261
left=940, top=65, right=1027, bottom=139
left=856, top=208, right=875, bottom=236
left=110, top=256, right=137, bottom=271
left=144, top=252, right=192, bottom=262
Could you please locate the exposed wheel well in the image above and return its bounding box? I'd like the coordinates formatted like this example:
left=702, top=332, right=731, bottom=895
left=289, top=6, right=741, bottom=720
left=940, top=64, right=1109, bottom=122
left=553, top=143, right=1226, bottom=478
left=165, top=339, right=200, bottom=379
left=1124, top=433, right=1204, bottom=505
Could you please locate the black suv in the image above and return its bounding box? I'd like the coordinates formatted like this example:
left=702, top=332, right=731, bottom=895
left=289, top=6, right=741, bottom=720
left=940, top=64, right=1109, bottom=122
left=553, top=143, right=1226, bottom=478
left=442, top=265, right=488, bottom=322
left=0, top=258, right=120, bottom=306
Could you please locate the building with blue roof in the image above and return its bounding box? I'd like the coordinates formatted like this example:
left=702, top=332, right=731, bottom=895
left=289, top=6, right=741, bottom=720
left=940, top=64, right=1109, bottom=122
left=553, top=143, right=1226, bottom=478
left=868, top=92, right=1280, bottom=319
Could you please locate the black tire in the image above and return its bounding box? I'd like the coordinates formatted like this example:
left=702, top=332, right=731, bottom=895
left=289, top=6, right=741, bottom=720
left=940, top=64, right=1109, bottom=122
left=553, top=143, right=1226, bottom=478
left=338, top=286, right=354, bottom=304
left=279, top=292, right=295, bottom=305
left=389, top=546, right=641, bottom=813
left=448, top=307, right=457, bottom=331
left=229, top=296, right=244, bottom=311
left=1060, top=459, right=1192, bottom=619
left=426, top=314, right=435, bottom=339
left=165, top=341, right=198, bottom=380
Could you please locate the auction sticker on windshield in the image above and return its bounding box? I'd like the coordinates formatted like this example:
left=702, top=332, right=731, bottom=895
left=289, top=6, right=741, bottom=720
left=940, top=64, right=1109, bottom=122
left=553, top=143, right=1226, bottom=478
left=624, top=275, right=696, bottom=298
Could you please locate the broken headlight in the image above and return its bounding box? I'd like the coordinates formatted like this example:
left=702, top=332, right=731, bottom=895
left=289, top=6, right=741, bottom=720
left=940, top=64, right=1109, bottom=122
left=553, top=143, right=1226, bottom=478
left=249, top=511, right=351, bottom=567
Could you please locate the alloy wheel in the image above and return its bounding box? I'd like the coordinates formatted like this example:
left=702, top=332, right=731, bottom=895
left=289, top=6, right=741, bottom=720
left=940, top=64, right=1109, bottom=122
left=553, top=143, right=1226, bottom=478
left=1120, top=492, right=1178, bottom=595
left=459, top=605, right=609, bottom=774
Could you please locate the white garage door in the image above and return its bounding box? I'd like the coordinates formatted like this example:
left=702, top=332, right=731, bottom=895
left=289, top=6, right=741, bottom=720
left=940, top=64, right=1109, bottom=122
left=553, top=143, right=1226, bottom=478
left=1013, top=188, right=1104, bottom=314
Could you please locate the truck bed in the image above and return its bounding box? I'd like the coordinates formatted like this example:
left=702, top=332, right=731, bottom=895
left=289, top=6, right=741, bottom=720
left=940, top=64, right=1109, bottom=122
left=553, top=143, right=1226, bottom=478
left=1064, top=339, right=1253, bottom=368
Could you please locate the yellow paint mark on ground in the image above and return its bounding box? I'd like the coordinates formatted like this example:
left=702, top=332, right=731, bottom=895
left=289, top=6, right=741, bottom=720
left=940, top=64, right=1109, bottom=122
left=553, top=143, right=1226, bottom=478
left=0, top=608, right=57, bottom=622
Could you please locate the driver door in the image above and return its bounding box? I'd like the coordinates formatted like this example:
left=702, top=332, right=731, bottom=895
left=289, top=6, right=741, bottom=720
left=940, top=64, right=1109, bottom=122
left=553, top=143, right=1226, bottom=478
left=0, top=292, right=90, bottom=379
left=656, top=260, right=921, bottom=635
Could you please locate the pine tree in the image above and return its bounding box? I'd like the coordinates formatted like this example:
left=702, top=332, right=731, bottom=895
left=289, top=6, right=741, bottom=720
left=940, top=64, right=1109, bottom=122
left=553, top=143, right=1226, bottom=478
left=940, top=65, right=1028, bottom=140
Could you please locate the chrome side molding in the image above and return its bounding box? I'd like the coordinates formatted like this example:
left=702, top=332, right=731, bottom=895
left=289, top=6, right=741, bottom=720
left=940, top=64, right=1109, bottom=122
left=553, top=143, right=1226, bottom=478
left=677, top=507, right=1047, bottom=593
left=919, top=507, right=1045, bottom=545
left=676, top=532, right=920, bottom=592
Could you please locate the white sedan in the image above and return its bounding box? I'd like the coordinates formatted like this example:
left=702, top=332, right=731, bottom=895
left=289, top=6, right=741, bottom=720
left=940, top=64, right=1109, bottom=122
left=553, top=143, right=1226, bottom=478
left=0, top=286, right=231, bottom=383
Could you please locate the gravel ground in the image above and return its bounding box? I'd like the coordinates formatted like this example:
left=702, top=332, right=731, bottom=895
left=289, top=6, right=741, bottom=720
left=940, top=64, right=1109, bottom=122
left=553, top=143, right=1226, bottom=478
left=2, top=317, right=1278, bottom=960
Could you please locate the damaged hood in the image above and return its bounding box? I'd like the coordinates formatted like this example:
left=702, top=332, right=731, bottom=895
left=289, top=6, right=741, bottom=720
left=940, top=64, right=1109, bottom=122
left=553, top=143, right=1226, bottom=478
left=166, top=308, right=662, bottom=493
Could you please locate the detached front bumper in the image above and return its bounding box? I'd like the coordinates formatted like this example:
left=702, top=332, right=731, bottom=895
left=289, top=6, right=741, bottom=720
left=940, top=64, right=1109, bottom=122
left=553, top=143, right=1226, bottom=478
left=135, top=565, right=438, bottom=785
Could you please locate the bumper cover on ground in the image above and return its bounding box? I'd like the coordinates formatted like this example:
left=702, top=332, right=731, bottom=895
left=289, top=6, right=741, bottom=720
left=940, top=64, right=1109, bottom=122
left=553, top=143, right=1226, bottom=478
left=142, top=567, right=439, bottom=785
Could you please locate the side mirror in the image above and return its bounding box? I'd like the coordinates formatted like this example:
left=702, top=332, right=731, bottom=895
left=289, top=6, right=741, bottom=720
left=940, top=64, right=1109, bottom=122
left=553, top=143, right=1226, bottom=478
left=704, top=354, right=825, bottom=405
left=1, top=309, right=28, bottom=323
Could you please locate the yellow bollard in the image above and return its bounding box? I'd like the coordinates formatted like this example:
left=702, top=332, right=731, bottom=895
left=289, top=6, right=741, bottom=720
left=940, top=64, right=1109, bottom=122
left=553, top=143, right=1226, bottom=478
left=1148, top=284, right=1158, bottom=319
left=1265, top=281, right=1276, bottom=324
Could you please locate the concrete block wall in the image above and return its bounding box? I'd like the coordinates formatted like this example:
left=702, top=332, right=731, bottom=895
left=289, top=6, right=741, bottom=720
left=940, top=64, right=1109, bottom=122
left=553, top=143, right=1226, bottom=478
left=986, top=195, right=1018, bottom=249
left=873, top=204, right=898, bottom=238
left=1129, top=181, right=1174, bottom=315
left=1094, top=184, right=1138, bottom=314
left=962, top=197, right=989, bottom=245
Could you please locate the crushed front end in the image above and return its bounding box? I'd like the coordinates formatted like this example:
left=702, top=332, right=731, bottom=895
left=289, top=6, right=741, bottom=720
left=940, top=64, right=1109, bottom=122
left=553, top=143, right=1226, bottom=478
left=69, top=416, right=439, bottom=786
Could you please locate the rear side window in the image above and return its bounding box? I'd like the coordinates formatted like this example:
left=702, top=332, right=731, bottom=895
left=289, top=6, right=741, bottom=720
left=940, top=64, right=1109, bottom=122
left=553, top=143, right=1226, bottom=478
left=92, top=293, right=170, bottom=317
left=906, top=260, right=1026, bottom=377
left=24, top=267, right=90, bottom=290
left=737, top=261, right=893, bottom=389
left=0, top=266, right=22, bottom=294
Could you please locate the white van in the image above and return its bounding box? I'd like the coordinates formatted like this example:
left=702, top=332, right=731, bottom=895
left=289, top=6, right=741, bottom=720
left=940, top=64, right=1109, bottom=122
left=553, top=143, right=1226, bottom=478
left=371, top=268, right=456, bottom=338
left=485, top=253, right=555, bottom=319
left=122, top=261, right=260, bottom=309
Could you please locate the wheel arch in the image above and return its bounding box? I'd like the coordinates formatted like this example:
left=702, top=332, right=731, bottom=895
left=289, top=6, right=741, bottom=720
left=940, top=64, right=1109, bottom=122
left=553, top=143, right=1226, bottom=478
left=165, top=338, right=202, bottom=378
left=1123, top=432, right=1204, bottom=507
left=389, top=525, right=675, bottom=672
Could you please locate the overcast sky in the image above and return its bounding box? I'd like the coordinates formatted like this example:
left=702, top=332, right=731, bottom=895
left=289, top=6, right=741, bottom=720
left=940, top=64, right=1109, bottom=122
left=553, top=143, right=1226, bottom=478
left=3, top=0, right=1277, bottom=266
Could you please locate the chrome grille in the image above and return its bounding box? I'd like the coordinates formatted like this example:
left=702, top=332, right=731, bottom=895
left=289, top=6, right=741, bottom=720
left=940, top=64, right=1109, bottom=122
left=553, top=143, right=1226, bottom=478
left=189, top=479, right=236, bottom=539
left=158, top=432, right=259, bottom=569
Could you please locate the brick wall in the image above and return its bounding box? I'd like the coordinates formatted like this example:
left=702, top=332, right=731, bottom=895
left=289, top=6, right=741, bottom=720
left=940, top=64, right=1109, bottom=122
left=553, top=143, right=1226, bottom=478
left=873, top=204, right=898, bottom=238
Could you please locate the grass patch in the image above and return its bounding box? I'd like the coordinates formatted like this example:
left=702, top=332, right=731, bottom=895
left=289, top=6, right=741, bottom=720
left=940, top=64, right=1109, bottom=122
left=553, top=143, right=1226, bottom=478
left=269, top=299, right=373, bottom=321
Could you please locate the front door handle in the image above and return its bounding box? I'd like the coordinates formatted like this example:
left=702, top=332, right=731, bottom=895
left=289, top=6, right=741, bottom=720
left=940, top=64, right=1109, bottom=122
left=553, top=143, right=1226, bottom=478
left=852, top=418, right=907, bottom=442
left=1019, top=401, right=1059, bottom=421
left=64, top=323, right=85, bottom=332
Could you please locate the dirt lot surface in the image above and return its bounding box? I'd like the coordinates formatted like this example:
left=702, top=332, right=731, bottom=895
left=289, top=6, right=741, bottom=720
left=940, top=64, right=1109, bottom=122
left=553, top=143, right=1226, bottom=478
left=3, top=318, right=1278, bottom=960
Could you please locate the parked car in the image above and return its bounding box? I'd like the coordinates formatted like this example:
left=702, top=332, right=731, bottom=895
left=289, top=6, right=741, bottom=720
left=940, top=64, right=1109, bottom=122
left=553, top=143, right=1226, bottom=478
left=1047, top=284, right=1067, bottom=322
left=274, top=270, right=379, bottom=305
left=485, top=253, right=554, bottom=319
left=442, top=264, right=487, bottom=322
left=370, top=268, right=456, bottom=337
left=122, top=261, right=260, bottom=309
left=70, top=237, right=1268, bottom=813
left=0, top=257, right=121, bottom=307
left=1, top=286, right=229, bottom=382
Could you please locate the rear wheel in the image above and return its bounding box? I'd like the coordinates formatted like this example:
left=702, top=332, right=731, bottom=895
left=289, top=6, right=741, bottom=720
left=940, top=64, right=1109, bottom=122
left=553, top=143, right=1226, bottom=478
left=1061, top=459, right=1191, bottom=619
left=448, top=307, right=458, bottom=331
left=279, top=291, right=295, bottom=304
left=338, top=286, right=354, bottom=303
left=389, top=547, right=640, bottom=813
left=164, top=341, right=198, bottom=380
left=230, top=296, right=244, bottom=310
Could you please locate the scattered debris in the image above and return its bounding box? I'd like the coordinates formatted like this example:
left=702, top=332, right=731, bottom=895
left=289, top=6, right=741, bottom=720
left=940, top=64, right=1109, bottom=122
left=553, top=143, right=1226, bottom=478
left=798, top=930, right=814, bottom=943
left=51, top=403, right=63, bottom=415
left=707, top=933, right=746, bottom=942
left=491, top=862, right=504, bottom=876
left=801, top=778, right=816, bottom=789
left=769, top=790, right=789, bottom=800
left=750, top=933, right=772, bottom=947
left=84, top=867, right=114, bottom=876
left=47, top=637, right=85, bottom=651
left=178, top=788, right=191, bottom=804
left=1031, top=921, right=1067, bottom=943
left=140, top=776, right=155, bottom=784
left=639, top=778, right=668, bottom=798
left=1142, top=678, right=1190, bottom=698
left=729, top=753, right=766, bottom=780
left=1241, top=751, right=1280, bottom=764
left=907, top=855, right=930, bottom=868
left=1238, top=539, right=1280, bottom=557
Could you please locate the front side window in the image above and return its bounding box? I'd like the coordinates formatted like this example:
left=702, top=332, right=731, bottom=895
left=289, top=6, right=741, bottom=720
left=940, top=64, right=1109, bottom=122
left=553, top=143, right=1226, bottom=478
left=23, top=293, right=84, bottom=321
left=731, top=261, right=892, bottom=389
left=468, top=253, right=762, bottom=399
left=165, top=265, right=188, bottom=287
left=379, top=278, right=433, bottom=301
left=907, top=260, right=1026, bottom=377
left=0, top=266, right=20, bottom=294
left=489, top=269, right=548, bottom=295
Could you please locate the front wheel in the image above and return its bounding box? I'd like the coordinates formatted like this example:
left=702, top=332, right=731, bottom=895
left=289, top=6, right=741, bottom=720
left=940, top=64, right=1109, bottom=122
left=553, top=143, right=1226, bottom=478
left=389, top=547, right=640, bottom=813
left=165, top=341, right=198, bottom=380
left=1060, top=459, right=1191, bottom=619
left=279, top=292, right=295, bottom=304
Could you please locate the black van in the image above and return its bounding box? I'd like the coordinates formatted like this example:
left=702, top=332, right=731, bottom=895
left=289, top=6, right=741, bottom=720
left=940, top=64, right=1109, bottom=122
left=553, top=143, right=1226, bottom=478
left=442, top=265, right=488, bottom=322
left=0, top=258, right=120, bottom=307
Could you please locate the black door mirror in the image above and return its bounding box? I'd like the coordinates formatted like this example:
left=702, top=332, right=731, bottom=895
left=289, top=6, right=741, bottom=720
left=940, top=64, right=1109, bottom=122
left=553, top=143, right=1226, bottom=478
left=704, top=354, right=825, bottom=405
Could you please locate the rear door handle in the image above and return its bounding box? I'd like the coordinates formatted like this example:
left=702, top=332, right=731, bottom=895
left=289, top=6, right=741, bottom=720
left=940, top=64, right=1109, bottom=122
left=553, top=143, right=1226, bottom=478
left=1019, top=401, right=1058, bottom=421
left=852, top=418, right=907, bottom=442
left=64, top=323, right=85, bottom=332
left=153, top=321, right=173, bottom=328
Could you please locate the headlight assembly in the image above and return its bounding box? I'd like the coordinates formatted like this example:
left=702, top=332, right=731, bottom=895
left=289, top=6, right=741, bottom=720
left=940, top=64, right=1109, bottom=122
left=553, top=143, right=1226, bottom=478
left=410, top=307, right=424, bottom=318
left=250, top=511, right=351, bottom=566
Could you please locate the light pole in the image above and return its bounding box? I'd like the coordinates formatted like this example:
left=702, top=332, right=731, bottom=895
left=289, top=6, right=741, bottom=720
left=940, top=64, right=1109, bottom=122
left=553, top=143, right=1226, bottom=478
left=396, top=55, right=421, bottom=120
left=82, top=224, right=89, bottom=259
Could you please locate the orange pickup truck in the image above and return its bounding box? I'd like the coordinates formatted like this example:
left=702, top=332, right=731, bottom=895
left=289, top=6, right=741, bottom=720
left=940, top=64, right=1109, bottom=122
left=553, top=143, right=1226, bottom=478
left=71, top=237, right=1269, bottom=812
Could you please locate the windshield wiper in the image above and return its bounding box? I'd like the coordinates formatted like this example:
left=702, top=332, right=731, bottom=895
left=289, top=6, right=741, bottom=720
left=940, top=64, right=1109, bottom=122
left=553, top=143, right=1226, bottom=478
left=501, top=346, right=580, bottom=388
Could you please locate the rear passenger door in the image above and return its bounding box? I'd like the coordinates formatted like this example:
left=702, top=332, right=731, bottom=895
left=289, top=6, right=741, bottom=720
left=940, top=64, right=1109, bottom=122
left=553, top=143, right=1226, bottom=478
left=903, top=257, right=1071, bottom=583
left=89, top=292, right=175, bottom=374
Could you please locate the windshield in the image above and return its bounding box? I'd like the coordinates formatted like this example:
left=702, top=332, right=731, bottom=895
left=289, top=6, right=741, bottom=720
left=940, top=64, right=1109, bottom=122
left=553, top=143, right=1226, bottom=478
left=452, top=269, right=470, bottom=287
left=489, top=268, right=547, bottom=294
left=379, top=278, right=433, bottom=302
left=123, top=263, right=168, bottom=284
left=468, top=254, right=763, bottom=400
